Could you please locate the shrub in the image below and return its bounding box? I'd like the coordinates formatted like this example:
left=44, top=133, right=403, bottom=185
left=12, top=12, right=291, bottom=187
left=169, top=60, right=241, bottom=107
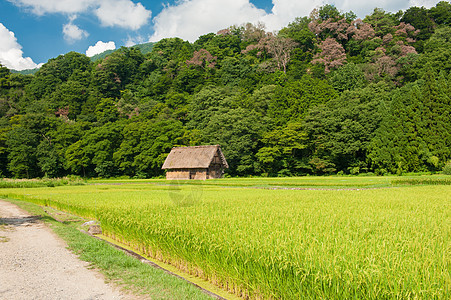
left=443, top=161, right=451, bottom=175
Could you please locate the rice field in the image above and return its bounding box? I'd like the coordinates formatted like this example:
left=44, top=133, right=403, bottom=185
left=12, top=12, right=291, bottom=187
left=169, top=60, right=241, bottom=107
left=1, top=176, right=450, bottom=299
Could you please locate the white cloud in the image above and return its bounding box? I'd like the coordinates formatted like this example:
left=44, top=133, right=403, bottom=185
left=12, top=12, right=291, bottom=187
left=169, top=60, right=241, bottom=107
left=150, top=0, right=267, bottom=42
left=9, top=0, right=151, bottom=30
left=86, top=41, right=116, bottom=57
left=8, top=0, right=97, bottom=15
left=261, top=0, right=324, bottom=31
left=63, top=17, right=89, bottom=43
left=125, top=35, right=145, bottom=47
left=95, top=0, right=151, bottom=30
left=408, top=0, right=441, bottom=9
left=0, top=23, right=40, bottom=70
left=148, top=0, right=444, bottom=43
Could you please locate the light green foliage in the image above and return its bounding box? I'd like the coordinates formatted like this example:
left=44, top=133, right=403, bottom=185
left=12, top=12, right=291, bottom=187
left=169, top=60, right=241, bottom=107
left=256, top=123, right=308, bottom=176
left=418, top=26, right=451, bottom=75
left=1, top=178, right=449, bottom=299
left=329, top=63, right=367, bottom=92
left=443, top=161, right=451, bottom=175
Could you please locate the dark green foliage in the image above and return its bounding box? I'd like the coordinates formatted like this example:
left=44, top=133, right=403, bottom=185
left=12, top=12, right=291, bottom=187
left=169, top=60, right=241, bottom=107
left=417, top=26, right=451, bottom=76
left=368, top=70, right=450, bottom=174
left=304, top=83, right=390, bottom=174
left=27, top=52, right=91, bottom=99
left=318, top=4, right=342, bottom=21
left=429, top=1, right=451, bottom=25
left=269, top=75, right=337, bottom=125
left=1, top=5, right=450, bottom=178
left=401, top=6, right=435, bottom=52
left=114, top=119, right=186, bottom=178
left=6, top=126, right=40, bottom=178
left=202, top=108, right=267, bottom=176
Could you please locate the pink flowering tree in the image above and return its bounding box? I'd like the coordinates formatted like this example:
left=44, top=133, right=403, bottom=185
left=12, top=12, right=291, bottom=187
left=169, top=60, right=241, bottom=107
left=242, top=32, right=297, bottom=73
left=312, top=38, right=347, bottom=73
left=186, top=49, right=217, bottom=70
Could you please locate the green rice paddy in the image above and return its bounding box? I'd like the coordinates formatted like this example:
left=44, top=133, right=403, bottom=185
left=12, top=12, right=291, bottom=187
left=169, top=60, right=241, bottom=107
left=1, top=176, right=449, bottom=299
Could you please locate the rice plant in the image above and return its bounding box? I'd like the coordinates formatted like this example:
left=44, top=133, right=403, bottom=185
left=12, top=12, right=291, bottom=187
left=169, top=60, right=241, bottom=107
left=1, top=177, right=449, bottom=299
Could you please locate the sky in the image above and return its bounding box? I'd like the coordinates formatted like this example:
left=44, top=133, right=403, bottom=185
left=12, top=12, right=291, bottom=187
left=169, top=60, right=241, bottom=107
left=0, top=0, right=444, bottom=70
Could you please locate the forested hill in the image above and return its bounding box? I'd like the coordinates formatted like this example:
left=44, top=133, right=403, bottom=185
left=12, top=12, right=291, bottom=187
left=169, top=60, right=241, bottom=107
left=0, top=3, right=450, bottom=179
left=89, top=42, right=155, bottom=62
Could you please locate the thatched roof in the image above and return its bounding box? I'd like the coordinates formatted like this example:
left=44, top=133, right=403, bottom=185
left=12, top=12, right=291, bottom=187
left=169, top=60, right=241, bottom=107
left=162, top=145, right=229, bottom=169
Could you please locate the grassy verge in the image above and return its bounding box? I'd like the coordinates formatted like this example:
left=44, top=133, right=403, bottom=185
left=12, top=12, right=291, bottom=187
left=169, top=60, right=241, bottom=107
left=391, top=177, right=451, bottom=185
left=0, top=177, right=86, bottom=188
left=2, top=198, right=213, bottom=300
left=89, top=174, right=450, bottom=189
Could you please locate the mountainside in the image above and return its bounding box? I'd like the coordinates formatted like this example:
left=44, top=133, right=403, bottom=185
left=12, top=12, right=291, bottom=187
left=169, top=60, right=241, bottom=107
left=0, top=3, right=450, bottom=178
left=10, top=68, right=40, bottom=75
left=89, top=49, right=116, bottom=62
left=90, top=42, right=155, bottom=62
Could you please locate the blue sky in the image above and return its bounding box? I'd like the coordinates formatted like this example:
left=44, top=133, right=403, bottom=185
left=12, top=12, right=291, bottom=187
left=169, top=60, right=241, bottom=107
left=0, top=0, right=444, bottom=70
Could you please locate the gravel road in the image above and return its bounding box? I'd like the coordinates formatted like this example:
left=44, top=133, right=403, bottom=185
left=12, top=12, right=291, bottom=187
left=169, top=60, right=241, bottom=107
left=0, top=199, right=128, bottom=300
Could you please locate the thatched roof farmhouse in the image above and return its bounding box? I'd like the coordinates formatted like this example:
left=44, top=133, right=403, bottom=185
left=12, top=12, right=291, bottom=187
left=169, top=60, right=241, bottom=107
left=162, top=145, right=228, bottom=180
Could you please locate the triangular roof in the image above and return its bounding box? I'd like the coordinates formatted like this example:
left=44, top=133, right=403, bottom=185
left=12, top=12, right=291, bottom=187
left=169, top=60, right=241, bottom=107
left=162, top=145, right=229, bottom=169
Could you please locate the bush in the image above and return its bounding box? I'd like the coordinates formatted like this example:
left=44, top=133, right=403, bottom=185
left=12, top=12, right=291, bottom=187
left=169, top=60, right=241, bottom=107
left=443, top=161, right=451, bottom=175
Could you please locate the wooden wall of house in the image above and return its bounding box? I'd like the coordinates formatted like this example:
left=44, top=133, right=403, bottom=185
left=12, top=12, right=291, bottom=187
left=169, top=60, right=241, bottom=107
left=192, top=169, right=207, bottom=180
left=206, top=151, right=225, bottom=179
left=166, top=169, right=207, bottom=180
left=207, top=166, right=223, bottom=179
left=166, top=169, right=190, bottom=180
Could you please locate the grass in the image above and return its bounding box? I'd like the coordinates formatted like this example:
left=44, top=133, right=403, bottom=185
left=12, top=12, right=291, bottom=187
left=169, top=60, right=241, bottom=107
left=1, top=198, right=213, bottom=300
left=391, top=177, right=451, bottom=185
left=89, top=174, right=450, bottom=189
left=1, top=175, right=450, bottom=299
left=0, top=177, right=86, bottom=189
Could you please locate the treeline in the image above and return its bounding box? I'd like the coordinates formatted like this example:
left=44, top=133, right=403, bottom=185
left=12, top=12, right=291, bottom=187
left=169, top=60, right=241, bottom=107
left=0, top=3, right=450, bottom=178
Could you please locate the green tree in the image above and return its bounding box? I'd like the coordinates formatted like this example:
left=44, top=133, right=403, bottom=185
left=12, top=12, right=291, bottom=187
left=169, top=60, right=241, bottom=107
left=114, top=119, right=186, bottom=177
left=6, top=126, right=39, bottom=178
left=65, top=122, right=124, bottom=177
left=304, top=82, right=390, bottom=173
left=329, top=63, right=367, bottom=92
left=27, top=52, right=91, bottom=99
left=202, top=108, right=267, bottom=175
left=256, top=123, right=308, bottom=176
left=429, top=1, right=451, bottom=25
left=417, top=26, right=451, bottom=75
left=92, top=47, right=145, bottom=98
left=268, top=74, right=337, bottom=125
left=368, top=71, right=450, bottom=173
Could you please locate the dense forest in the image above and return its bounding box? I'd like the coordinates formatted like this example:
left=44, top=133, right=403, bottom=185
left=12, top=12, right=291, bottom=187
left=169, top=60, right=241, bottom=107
left=0, top=3, right=450, bottom=178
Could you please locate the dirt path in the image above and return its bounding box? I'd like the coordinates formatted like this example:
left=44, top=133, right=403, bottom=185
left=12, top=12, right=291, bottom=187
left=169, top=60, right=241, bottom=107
left=0, top=199, right=128, bottom=300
